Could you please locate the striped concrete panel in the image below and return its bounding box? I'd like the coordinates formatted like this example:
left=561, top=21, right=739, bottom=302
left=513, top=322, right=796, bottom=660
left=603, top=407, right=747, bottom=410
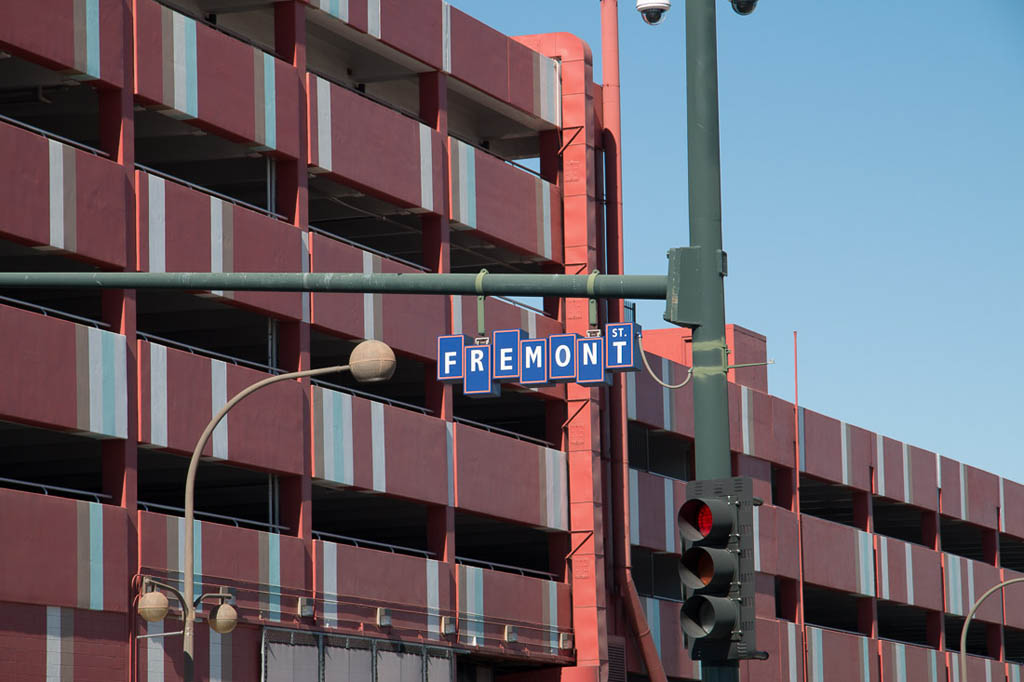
left=148, top=342, right=169, bottom=447
left=48, top=140, right=77, bottom=252
left=311, top=0, right=349, bottom=22
left=362, top=251, right=383, bottom=340
left=164, top=515, right=203, bottom=598
left=880, top=640, right=942, bottom=682
left=947, top=653, right=1003, bottom=682
left=313, top=75, right=333, bottom=172
left=320, top=541, right=338, bottom=628
left=534, top=176, right=553, bottom=260
left=370, top=401, right=386, bottom=492
left=782, top=621, right=800, bottom=682
left=426, top=558, right=441, bottom=639
left=643, top=598, right=662, bottom=659
left=209, top=628, right=232, bottom=682
left=446, top=421, right=455, bottom=506
left=72, top=0, right=102, bottom=80
left=367, top=0, right=381, bottom=39
left=1010, top=663, right=1023, bottom=682
left=252, top=49, right=277, bottom=151
left=75, top=501, right=105, bottom=610
left=441, top=2, right=452, bottom=73
left=946, top=553, right=965, bottom=616
left=75, top=326, right=127, bottom=438
left=741, top=385, right=756, bottom=456
left=210, top=360, right=228, bottom=459
left=160, top=5, right=198, bottom=119
left=209, top=196, right=234, bottom=299
left=259, top=531, right=282, bottom=621
left=806, top=626, right=875, bottom=682
left=541, top=580, right=559, bottom=653
left=147, top=174, right=166, bottom=272
left=46, top=606, right=74, bottom=682
left=145, top=620, right=165, bottom=682
left=312, top=386, right=355, bottom=485
left=532, top=50, right=561, bottom=127
left=449, top=138, right=477, bottom=229
left=539, top=447, right=568, bottom=531
left=855, top=529, right=876, bottom=597
left=459, top=564, right=485, bottom=647
left=419, top=123, right=434, bottom=213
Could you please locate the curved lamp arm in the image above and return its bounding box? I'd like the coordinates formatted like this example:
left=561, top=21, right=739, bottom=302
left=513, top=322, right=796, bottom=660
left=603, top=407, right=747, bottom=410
left=181, top=364, right=348, bottom=681
left=960, top=576, right=1024, bottom=681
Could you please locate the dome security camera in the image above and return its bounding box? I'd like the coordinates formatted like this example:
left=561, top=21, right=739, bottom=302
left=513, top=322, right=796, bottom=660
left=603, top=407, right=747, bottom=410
left=731, top=0, right=758, bottom=15
left=636, top=0, right=670, bottom=26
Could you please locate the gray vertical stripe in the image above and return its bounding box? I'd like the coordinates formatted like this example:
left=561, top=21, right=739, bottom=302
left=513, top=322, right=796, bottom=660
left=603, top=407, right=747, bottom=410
left=316, top=77, right=332, bottom=171
left=446, top=422, right=455, bottom=506
left=663, top=477, right=674, bottom=552
left=786, top=622, right=797, bottom=682
left=661, top=358, right=671, bottom=430
left=367, top=0, right=381, bottom=38
left=629, top=468, right=639, bottom=545
left=362, top=251, right=377, bottom=339
left=752, top=504, right=761, bottom=570
left=371, top=402, right=386, bottom=491
left=300, top=231, right=310, bottom=322
left=741, top=387, right=752, bottom=455
left=441, top=3, right=451, bottom=72
left=150, top=343, right=168, bottom=447
left=419, top=124, right=433, bottom=212
left=147, top=619, right=164, bottom=682
left=452, top=295, right=462, bottom=335
left=879, top=537, right=889, bottom=600
left=48, top=140, right=65, bottom=249
left=902, top=443, right=911, bottom=503
left=426, top=559, right=440, bottom=637
left=1001, top=479, right=1006, bottom=532
left=627, top=371, right=636, bottom=419
left=211, top=360, right=228, bottom=459
left=960, top=462, right=968, bottom=520
left=148, top=175, right=166, bottom=272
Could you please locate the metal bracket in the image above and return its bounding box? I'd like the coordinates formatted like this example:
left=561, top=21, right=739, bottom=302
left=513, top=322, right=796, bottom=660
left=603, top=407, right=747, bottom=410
left=475, top=269, right=488, bottom=340
left=557, top=126, right=584, bottom=156
left=586, top=269, right=600, bottom=330
left=724, top=360, right=775, bottom=371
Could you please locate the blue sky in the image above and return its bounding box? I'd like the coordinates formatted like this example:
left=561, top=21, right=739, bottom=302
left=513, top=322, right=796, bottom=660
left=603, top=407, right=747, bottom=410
left=452, top=1, right=1024, bottom=483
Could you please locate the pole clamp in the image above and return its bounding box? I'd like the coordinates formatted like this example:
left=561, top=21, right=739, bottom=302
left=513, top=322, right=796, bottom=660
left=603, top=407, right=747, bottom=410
left=475, top=269, right=488, bottom=343
left=586, top=269, right=601, bottom=337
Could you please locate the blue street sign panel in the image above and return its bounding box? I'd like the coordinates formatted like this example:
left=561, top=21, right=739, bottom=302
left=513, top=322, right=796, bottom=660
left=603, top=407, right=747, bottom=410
left=437, top=335, right=466, bottom=382
left=605, top=322, right=640, bottom=371
left=492, top=330, right=522, bottom=382
left=548, top=333, right=578, bottom=383
left=437, top=323, right=640, bottom=396
left=520, top=338, right=550, bottom=386
left=463, top=344, right=500, bottom=397
left=577, top=337, right=612, bottom=386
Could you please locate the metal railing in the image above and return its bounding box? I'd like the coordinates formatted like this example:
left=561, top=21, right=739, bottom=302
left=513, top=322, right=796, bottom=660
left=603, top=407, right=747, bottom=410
left=0, top=111, right=109, bottom=158
left=138, top=500, right=289, bottom=533
left=136, top=163, right=288, bottom=222
left=455, top=556, right=557, bottom=581
left=0, top=294, right=110, bottom=329
left=137, top=331, right=282, bottom=375
left=312, top=530, right=435, bottom=559
left=0, top=476, right=111, bottom=504
left=452, top=416, right=555, bottom=449
left=311, top=377, right=432, bottom=415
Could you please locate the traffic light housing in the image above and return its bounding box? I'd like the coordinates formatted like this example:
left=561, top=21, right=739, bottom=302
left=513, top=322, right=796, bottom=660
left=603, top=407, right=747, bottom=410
left=678, top=476, right=759, bottom=662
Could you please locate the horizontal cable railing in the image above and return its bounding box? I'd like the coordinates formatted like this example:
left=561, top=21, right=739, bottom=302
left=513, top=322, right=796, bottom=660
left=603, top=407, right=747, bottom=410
left=0, top=111, right=109, bottom=158
left=138, top=500, right=289, bottom=533
left=452, top=416, right=555, bottom=449
left=308, top=224, right=429, bottom=272
left=137, top=330, right=282, bottom=375
left=310, top=378, right=432, bottom=415
left=135, top=163, right=287, bottom=222
left=0, top=294, right=110, bottom=329
left=312, top=530, right=435, bottom=559
left=449, top=132, right=544, bottom=180
left=455, top=556, right=557, bottom=581
left=0, top=476, right=111, bottom=504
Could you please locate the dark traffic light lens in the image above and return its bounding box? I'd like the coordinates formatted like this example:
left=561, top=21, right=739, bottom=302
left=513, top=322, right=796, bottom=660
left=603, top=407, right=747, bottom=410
left=697, top=504, right=713, bottom=537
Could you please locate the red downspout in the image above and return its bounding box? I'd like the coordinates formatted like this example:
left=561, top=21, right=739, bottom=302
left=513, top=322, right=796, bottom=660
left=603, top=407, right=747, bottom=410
left=601, top=3, right=668, bottom=682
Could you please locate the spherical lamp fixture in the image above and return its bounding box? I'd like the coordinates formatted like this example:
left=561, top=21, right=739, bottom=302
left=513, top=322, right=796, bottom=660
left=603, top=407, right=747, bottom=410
left=349, top=340, right=396, bottom=383
left=138, top=590, right=170, bottom=623
left=208, top=602, right=238, bottom=634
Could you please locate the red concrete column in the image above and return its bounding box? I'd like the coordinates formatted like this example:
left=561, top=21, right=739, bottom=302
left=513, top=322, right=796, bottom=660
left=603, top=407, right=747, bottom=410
left=853, top=491, right=872, bottom=531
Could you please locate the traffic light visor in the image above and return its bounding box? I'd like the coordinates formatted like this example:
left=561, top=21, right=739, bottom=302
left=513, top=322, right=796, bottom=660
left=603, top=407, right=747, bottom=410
left=679, top=497, right=734, bottom=542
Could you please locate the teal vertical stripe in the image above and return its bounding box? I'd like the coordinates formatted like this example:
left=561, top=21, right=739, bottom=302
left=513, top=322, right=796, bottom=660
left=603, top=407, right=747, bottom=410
left=464, top=144, right=477, bottom=227
left=330, top=392, right=343, bottom=483
left=646, top=599, right=661, bottom=658
left=811, top=628, right=824, bottom=682
left=101, top=331, right=116, bottom=436
left=85, top=0, right=100, bottom=78
left=547, top=582, right=558, bottom=651
left=262, top=53, right=276, bottom=149
left=89, top=502, right=104, bottom=609
left=861, top=637, right=871, bottom=682
left=184, top=20, right=198, bottom=117
left=268, top=533, right=281, bottom=620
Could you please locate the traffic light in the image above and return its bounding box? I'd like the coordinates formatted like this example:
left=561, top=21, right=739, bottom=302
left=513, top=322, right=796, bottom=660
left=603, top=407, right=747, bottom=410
left=678, top=476, right=761, bottom=662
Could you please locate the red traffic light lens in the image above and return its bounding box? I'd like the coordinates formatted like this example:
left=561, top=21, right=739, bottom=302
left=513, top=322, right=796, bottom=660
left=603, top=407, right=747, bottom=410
left=696, top=504, right=713, bottom=537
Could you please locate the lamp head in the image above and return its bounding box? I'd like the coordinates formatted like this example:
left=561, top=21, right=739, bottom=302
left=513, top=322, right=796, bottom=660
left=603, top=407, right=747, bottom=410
left=349, top=340, right=396, bottom=383
left=209, top=602, right=238, bottom=634
left=138, top=590, right=169, bottom=623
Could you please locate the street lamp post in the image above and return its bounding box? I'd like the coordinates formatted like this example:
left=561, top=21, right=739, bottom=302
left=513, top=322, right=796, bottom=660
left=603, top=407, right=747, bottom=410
left=959, top=577, right=1024, bottom=681
left=141, top=339, right=396, bottom=681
